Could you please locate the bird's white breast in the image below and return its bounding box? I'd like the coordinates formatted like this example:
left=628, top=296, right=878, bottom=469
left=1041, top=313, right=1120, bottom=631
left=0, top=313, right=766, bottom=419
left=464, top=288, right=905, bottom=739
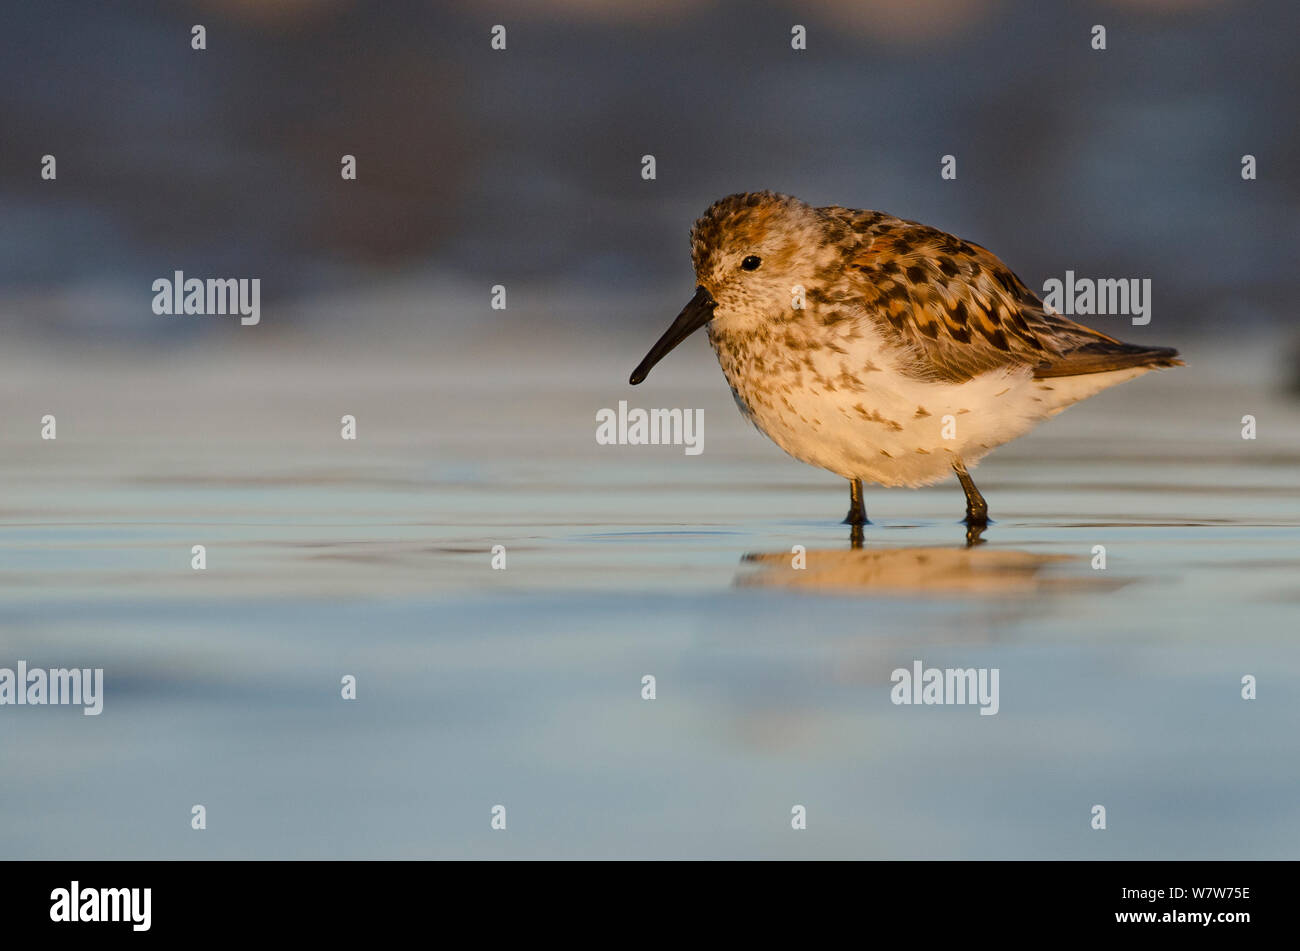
left=708, top=317, right=1147, bottom=487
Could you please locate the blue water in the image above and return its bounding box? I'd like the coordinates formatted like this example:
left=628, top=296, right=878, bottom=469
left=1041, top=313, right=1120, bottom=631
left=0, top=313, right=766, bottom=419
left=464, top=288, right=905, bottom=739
left=1, top=337, right=1297, bottom=858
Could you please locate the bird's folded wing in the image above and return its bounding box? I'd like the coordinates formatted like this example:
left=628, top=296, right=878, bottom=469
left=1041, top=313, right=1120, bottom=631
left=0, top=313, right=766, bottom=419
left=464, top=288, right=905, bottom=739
left=836, top=215, right=1181, bottom=383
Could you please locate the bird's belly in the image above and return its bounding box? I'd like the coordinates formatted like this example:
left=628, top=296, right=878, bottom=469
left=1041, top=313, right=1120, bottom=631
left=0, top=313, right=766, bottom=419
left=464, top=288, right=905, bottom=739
left=720, top=362, right=1052, bottom=487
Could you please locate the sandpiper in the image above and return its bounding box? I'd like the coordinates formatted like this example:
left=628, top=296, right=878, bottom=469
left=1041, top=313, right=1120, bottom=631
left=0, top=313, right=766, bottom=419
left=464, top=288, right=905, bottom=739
left=630, top=191, right=1181, bottom=532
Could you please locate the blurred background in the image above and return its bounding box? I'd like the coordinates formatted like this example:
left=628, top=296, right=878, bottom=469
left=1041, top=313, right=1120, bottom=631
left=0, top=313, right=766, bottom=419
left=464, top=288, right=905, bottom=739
left=1, top=0, right=1298, bottom=860
left=2, top=0, right=1297, bottom=353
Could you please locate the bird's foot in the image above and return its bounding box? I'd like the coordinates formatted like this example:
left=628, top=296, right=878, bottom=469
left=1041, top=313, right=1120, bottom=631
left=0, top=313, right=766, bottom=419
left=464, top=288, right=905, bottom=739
left=843, top=478, right=868, bottom=526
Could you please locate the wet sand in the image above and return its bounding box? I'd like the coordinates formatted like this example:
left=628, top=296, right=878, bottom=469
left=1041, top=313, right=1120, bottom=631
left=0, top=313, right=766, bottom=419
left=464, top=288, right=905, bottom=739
left=1, top=327, right=1297, bottom=858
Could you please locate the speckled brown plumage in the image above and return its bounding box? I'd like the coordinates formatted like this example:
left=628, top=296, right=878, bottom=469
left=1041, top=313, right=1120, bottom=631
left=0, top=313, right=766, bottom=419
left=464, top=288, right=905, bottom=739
left=692, top=191, right=1182, bottom=385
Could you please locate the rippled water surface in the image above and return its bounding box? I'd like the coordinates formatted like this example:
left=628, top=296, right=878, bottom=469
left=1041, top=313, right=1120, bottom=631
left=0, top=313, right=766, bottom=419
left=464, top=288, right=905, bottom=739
left=1, top=335, right=1297, bottom=858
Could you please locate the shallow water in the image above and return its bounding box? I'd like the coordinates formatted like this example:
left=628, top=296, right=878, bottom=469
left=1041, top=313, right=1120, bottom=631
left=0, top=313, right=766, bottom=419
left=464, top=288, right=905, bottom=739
left=1, top=333, right=1297, bottom=859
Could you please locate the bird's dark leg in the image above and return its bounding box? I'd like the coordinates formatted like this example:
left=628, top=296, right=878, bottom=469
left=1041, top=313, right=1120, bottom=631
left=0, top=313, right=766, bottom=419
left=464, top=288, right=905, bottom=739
left=952, top=459, right=989, bottom=526
left=842, top=478, right=868, bottom=526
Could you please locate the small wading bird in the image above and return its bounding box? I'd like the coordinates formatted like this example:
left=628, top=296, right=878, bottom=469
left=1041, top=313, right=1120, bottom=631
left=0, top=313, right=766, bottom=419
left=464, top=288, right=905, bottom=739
left=631, top=192, right=1181, bottom=541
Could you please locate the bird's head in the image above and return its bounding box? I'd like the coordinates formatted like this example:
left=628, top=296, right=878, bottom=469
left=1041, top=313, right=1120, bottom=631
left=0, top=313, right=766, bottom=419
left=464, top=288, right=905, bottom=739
left=630, top=191, right=837, bottom=385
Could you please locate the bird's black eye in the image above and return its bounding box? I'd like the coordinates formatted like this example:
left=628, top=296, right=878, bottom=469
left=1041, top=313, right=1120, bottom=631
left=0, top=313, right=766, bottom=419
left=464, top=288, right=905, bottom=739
left=741, top=255, right=762, bottom=271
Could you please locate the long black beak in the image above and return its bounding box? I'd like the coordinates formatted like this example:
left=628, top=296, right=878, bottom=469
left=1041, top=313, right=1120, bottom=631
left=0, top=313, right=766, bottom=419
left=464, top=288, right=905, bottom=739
left=629, top=285, right=716, bottom=385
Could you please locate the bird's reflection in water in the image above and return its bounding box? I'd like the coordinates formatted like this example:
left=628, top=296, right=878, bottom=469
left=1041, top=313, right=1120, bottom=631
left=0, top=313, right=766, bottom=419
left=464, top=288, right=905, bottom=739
left=738, top=541, right=1120, bottom=596
left=851, top=522, right=986, bottom=549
